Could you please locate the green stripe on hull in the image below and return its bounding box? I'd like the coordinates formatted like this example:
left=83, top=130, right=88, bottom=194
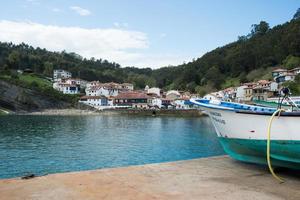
left=219, top=137, right=300, bottom=169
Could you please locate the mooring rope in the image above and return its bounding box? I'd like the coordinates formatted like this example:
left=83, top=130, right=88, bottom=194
left=266, top=109, right=285, bottom=183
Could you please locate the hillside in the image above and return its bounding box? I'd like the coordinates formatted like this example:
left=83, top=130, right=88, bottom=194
left=0, top=73, right=80, bottom=112
left=0, top=9, right=299, bottom=96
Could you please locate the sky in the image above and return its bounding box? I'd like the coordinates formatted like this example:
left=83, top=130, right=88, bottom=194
left=0, top=0, right=298, bottom=68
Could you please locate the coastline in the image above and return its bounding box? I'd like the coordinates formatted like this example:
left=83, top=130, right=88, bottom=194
left=19, top=108, right=206, bottom=117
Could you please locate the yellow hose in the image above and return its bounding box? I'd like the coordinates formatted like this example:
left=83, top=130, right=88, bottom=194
left=267, top=109, right=285, bottom=183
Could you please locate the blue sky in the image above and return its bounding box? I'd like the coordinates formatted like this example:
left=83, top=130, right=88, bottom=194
left=0, top=0, right=299, bottom=68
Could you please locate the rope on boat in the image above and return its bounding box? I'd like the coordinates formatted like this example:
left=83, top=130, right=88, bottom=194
left=267, top=109, right=285, bottom=183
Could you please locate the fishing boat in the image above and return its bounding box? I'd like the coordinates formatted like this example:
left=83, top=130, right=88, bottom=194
left=190, top=97, right=300, bottom=170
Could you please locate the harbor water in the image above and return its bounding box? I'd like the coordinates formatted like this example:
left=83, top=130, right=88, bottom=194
left=0, top=115, right=224, bottom=179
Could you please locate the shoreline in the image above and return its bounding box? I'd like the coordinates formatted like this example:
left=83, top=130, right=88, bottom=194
left=18, top=108, right=206, bottom=117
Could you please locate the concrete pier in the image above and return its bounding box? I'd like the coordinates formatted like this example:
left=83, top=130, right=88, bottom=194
left=0, top=156, right=299, bottom=200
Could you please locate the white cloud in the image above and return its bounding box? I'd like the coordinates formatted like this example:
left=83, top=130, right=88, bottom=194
left=0, top=20, right=193, bottom=68
left=0, top=20, right=148, bottom=65
left=70, top=6, right=91, bottom=16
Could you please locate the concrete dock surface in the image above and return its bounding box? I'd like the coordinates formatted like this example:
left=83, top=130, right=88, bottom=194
left=1, top=156, right=300, bottom=200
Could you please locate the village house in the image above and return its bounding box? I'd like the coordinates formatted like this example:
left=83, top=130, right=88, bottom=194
left=235, top=82, right=256, bottom=102
left=148, top=97, right=162, bottom=108
left=53, top=83, right=80, bottom=94
left=121, top=83, right=134, bottom=91
left=146, top=87, right=161, bottom=97
left=53, top=69, right=72, bottom=82
left=161, top=98, right=173, bottom=108
left=113, top=92, right=150, bottom=109
left=166, top=90, right=181, bottom=100
left=174, top=97, right=190, bottom=109
left=85, top=82, right=134, bottom=97
left=79, top=95, right=108, bottom=107
left=203, top=93, right=220, bottom=101
left=222, top=87, right=237, bottom=101
left=272, top=67, right=300, bottom=83
left=53, top=78, right=88, bottom=94
left=251, top=80, right=278, bottom=101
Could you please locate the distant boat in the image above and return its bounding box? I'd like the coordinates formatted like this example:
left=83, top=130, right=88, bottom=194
left=190, top=98, right=300, bottom=169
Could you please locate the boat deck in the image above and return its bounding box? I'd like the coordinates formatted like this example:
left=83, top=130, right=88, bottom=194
left=1, top=156, right=300, bottom=200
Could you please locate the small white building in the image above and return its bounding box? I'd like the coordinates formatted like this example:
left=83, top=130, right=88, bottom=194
left=79, top=96, right=108, bottom=106
left=148, top=97, right=162, bottom=108
left=166, top=90, right=181, bottom=100
left=53, top=69, right=72, bottom=82
left=269, top=81, right=279, bottom=92
left=174, top=99, right=190, bottom=109
left=54, top=83, right=80, bottom=94
left=121, top=83, right=134, bottom=91
left=147, top=87, right=161, bottom=97
left=203, top=93, right=220, bottom=101
left=236, top=85, right=247, bottom=102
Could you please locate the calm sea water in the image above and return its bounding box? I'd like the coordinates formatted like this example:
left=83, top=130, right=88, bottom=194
left=0, top=115, right=224, bottom=179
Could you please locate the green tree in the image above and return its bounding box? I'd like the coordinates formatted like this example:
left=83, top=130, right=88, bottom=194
left=293, top=8, right=300, bottom=20
left=43, top=61, right=54, bottom=77
left=283, top=55, right=300, bottom=69
left=251, top=21, right=270, bottom=36
left=7, top=50, right=21, bottom=69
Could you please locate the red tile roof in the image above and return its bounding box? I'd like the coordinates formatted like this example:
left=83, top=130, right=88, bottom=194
left=115, top=92, right=149, bottom=99
left=80, top=95, right=107, bottom=100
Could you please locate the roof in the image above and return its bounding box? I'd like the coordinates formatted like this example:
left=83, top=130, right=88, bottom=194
left=272, top=68, right=287, bottom=72
left=58, top=83, right=78, bottom=87
left=115, top=92, right=150, bottom=99
left=121, top=83, right=133, bottom=86
left=166, top=90, right=180, bottom=96
left=257, top=80, right=271, bottom=85
left=242, top=82, right=256, bottom=87
left=80, top=95, right=107, bottom=100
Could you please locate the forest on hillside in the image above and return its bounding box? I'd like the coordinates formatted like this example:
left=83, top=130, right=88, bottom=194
left=0, top=9, right=299, bottom=94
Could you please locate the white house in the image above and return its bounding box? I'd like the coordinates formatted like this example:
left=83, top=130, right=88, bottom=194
left=269, top=81, right=279, bottom=92
left=79, top=96, right=108, bottom=106
left=53, top=69, right=72, bottom=82
left=85, top=82, right=133, bottom=97
left=236, top=85, right=247, bottom=102
left=166, top=90, right=181, bottom=100
left=121, top=83, right=134, bottom=90
left=203, top=93, right=220, bottom=101
left=174, top=99, right=190, bottom=109
left=148, top=97, right=162, bottom=108
left=147, top=87, right=161, bottom=97
left=85, top=86, right=119, bottom=97
left=54, top=83, right=80, bottom=94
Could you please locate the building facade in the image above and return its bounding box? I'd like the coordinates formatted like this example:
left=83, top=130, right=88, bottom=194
left=53, top=69, right=72, bottom=82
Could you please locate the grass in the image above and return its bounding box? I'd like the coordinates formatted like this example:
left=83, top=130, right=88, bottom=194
left=221, top=78, right=240, bottom=89
left=18, top=74, right=52, bottom=88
